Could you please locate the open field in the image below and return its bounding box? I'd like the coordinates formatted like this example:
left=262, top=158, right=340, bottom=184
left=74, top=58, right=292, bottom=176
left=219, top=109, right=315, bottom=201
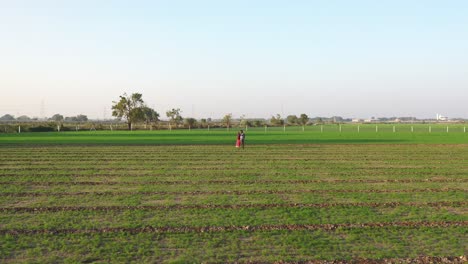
left=0, top=142, right=467, bottom=262
left=0, top=124, right=467, bottom=145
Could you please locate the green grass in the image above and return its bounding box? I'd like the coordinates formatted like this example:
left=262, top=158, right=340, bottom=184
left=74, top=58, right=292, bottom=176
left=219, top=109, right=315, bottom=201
left=0, top=143, right=466, bottom=262
left=0, top=124, right=467, bottom=145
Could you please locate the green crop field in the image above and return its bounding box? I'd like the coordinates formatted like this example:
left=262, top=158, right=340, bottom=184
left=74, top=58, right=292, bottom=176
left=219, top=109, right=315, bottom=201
left=0, top=124, right=467, bottom=145
left=0, top=128, right=467, bottom=263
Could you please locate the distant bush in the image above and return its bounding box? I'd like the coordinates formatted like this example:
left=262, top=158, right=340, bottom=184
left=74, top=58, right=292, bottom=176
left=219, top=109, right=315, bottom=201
left=28, top=126, right=55, bottom=132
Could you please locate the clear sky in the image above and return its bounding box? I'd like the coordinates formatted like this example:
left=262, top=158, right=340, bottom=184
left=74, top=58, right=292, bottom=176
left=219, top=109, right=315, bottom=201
left=1, top=0, right=467, bottom=119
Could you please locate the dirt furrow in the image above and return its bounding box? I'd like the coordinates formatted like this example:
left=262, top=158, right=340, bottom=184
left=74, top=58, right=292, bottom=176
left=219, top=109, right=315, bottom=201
left=1, top=201, right=465, bottom=212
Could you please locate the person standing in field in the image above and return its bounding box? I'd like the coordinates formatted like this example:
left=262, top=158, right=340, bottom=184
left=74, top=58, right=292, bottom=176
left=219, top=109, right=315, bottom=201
left=240, top=130, right=245, bottom=149
left=236, top=131, right=241, bottom=148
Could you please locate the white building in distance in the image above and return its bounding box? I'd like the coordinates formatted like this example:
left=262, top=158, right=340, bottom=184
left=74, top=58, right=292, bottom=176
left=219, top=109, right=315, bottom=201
left=436, top=114, right=448, bottom=121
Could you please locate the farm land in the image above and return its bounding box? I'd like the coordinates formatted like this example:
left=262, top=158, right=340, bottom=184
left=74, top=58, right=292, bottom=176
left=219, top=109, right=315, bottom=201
left=0, top=126, right=467, bottom=262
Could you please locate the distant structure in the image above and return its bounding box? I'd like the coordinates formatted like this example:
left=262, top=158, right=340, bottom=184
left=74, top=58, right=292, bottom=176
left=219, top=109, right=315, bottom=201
left=364, top=117, right=378, bottom=123
left=40, top=100, right=46, bottom=120
left=436, top=114, right=448, bottom=121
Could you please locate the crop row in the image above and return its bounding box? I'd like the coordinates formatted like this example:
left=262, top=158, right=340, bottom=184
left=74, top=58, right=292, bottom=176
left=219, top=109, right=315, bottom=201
left=279, top=256, right=468, bottom=264
left=2, top=164, right=465, bottom=170
left=3, top=164, right=465, bottom=170
left=1, top=153, right=465, bottom=161
left=1, top=227, right=465, bottom=263
left=1, top=201, right=465, bottom=212
left=2, top=156, right=466, bottom=161
left=1, top=153, right=465, bottom=159
left=0, top=188, right=464, bottom=197
left=1, top=178, right=466, bottom=186
left=1, top=171, right=466, bottom=179
left=1, top=221, right=466, bottom=236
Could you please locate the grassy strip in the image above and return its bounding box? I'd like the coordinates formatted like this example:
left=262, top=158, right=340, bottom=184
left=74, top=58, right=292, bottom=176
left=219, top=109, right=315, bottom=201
left=1, top=221, right=467, bottom=235
left=1, top=178, right=466, bottom=185
left=0, top=227, right=465, bottom=262
left=0, top=188, right=465, bottom=197
left=1, top=192, right=465, bottom=207
left=1, top=201, right=465, bottom=212
left=1, top=206, right=466, bottom=230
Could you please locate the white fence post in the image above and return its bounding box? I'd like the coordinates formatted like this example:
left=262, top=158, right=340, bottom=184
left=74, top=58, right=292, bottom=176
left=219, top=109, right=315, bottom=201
left=18, top=126, right=21, bottom=133
left=339, top=125, right=342, bottom=133
left=357, top=125, right=360, bottom=133
left=302, top=125, right=305, bottom=132
left=411, top=126, right=414, bottom=133
left=264, top=125, right=267, bottom=133
left=283, top=125, right=286, bottom=132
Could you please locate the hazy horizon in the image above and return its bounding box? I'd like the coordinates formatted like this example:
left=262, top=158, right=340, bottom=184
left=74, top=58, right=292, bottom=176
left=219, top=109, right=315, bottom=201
left=1, top=1, right=467, bottom=119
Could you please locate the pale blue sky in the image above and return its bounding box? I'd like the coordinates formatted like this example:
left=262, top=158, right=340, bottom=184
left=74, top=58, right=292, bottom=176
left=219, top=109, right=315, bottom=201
left=1, top=0, right=467, bottom=119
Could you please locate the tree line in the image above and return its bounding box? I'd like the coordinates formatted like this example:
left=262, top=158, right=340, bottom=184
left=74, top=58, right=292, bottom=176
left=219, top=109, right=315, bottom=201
left=111, top=93, right=313, bottom=130
left=0, top=92, right=317, bottom=131
left=0, top=114, right=88, bottom=122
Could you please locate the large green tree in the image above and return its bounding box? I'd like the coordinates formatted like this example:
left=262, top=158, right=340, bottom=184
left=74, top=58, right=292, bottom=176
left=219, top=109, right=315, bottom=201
left=286, top=115, right=298, bottom=125
left=166, top=108, right=183, bottom=128
left=270, top=114, right=284, bottom=126
left=50, top=114, right=64, bottom=122
left=298, top=114, right=309, bottom=126
left=184, top=118, right=197, bottom=129
left=112, top=93, right=146, bottom=130
left=222, top=113, right=232, bottom=128
left=0, top=114, right=15, bottom=121
left=141, top=107, right=160, bottom=128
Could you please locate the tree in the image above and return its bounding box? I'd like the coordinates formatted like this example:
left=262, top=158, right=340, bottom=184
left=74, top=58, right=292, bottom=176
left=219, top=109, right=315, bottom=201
left=222, top=113, right=232, bottom=128
left=184, top=118, right=197, bottom=129
left=166, top=108, right=183, bottom=128
left=298, top=114, right=309, bottom=126
left=16, top=115, right=31, bottom=121
left=253, top=120, right=264, bottom=127
left=50, top=114, right=64, bottom=122
left=141, top=107, right=159, bottom=128
left=112, top=93, right=146, bottom=130
left=239, top=114, right=246, bottom=128
left=76, top=114, right=88, bottom=122
left=286, top=115, right=298, bottom=125
left=65, top=115, right=88, bottom=122
left=200, top=118, right=207, bottom=128
left=0, top=114, right=15, bottom=121
left=270, top=114, right=284, bottom=126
